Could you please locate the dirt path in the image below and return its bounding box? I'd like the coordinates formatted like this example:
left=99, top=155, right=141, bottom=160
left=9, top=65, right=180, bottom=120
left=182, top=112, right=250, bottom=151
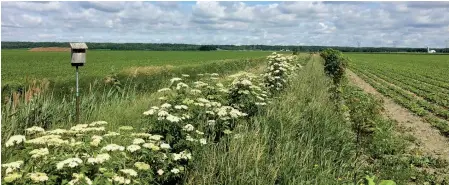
left=346, top=69, right=449, bottom=161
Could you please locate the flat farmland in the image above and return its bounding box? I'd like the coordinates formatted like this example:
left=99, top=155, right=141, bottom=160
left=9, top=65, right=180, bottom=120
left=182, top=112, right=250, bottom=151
left=1, top=50, right=271, bottom=84
left=348, top=53, right=449, bottom=135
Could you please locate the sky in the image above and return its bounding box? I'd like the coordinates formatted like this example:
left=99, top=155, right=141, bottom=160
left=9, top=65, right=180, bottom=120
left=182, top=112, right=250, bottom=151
left=1, top=1, right=449, bottom=48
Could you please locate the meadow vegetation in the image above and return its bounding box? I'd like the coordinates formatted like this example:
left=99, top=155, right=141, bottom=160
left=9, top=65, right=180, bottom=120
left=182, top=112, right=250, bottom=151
left=2, top=50, right=448, bottom=185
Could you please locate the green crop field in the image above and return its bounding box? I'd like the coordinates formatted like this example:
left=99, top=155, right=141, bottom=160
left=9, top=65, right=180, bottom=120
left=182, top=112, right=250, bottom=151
left=1, top=50, right=271, bottom=85
left=348, top=53, right=449, bottom=135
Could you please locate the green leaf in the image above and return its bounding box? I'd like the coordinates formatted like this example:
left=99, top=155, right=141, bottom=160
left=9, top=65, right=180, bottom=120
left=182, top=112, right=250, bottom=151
left=378, top=180, right=397, bottom=185
left=365, top=175, right=376, bottom=185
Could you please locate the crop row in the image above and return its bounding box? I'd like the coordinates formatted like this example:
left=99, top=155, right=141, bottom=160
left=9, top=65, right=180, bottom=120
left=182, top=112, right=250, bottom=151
left=354, top=65, right=449, bottom=109
left=350, top=67, right=449, bottom=136
left=356, top=68, right=449, bottom=121
left=351, top=61, right=449, bottom=91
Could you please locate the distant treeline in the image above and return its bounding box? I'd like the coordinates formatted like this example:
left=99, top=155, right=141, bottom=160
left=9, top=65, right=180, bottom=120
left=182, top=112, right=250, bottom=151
left=2, top=41, right=448, bottom=53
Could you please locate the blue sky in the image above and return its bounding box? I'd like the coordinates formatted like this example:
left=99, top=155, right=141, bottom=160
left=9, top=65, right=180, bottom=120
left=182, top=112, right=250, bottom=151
left=2, top=1, right=449, bottom=48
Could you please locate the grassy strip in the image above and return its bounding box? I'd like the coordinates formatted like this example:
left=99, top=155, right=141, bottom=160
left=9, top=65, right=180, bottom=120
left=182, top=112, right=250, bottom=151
left=350, top=67, right=449, bottom=136
left=186, top=56, right=357, bottom=184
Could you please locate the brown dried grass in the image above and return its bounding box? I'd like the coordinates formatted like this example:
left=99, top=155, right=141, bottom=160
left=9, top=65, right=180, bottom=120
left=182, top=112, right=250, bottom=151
left=28, top=47, right=70, bottom=52
left=121, top=65, right=175, bottom=77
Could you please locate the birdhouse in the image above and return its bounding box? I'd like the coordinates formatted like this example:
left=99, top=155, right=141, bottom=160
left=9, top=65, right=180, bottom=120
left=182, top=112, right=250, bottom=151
left=70, top=43, right=88, bottom=66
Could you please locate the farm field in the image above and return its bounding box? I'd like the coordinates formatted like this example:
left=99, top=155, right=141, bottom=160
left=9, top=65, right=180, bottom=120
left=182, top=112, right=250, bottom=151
left=348, top=53, right=449, bottom=136
left=1, top=50, right=271, bottom=85
left=2, top=50, right=449, bottom=185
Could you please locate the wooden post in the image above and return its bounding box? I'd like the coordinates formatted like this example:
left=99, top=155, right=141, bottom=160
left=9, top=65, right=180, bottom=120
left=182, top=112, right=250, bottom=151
left=76, top=66, right=80, bottom=124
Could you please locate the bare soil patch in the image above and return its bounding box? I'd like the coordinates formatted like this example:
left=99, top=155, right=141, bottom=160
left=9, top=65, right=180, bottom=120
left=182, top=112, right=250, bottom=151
left=347, top=69, right=449, bottom=161
left=29, top=47, right=70, bottom=52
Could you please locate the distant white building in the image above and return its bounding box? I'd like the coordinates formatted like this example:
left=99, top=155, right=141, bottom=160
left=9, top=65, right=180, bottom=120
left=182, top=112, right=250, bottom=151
left=427, top=46, right=436, bottom=53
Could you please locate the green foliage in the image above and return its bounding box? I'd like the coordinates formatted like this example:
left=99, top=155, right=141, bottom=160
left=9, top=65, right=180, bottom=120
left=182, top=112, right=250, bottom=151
left=198, top=45, right=217, bottom=51
left=363, top=175, right=397, bottom=185
left=320, top=48, right=348, bottom=85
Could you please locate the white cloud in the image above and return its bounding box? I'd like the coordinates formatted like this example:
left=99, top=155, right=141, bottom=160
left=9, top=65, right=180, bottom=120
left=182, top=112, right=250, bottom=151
left=1, top=1, right=448, bottom=48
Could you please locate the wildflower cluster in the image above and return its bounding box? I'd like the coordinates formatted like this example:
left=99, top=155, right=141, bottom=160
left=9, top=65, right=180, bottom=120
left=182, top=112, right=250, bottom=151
left=227, top=72, right=269, bottom=116
left=2, top=53, right=302, bottom=185
left=2, top=122, right=189, bottom=184
left=263, top=52, right=299, bottom=93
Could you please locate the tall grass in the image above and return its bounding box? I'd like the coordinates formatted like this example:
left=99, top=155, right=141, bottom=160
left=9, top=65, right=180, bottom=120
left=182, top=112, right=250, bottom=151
left=186, top=57, right=357, bottom=184
left=1, top=58, right=265, bottom=161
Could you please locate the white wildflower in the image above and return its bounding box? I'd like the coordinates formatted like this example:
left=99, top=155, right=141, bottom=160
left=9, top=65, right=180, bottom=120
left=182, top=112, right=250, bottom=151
left=87, top=153, right=110, bottom=164
left=161, top=103, right=171, bottom=109
left=120, top=169, right=138, bottom=177
left=134, top=162, right=150, bottom=171
left=89, top=121, right=108, bottom=127
left=90, top=135, right=103, bottom=147
left=176, top=82, right=189, bottom=90
left=199, top=138, right=207, bottom=145
left=207, top=120, right=216, bottom=126
left=56, top=158, right=83, bottom=170
left=170, top=77, right=182, bottom=83
left=195, top=130, right=205, bottom=135
left=47, top=129, right=67, bottom=135
left=197, top=98, right=210, bottom=103
left=132, top=138, right=145, bottom=145
left=149, top=134, right=163, bottom=141
left=101, top=144, right=125, bottom=152
left=174, top=105, right=188, bottom=110
left=112, top=175, right=131, bottom=184
left=2, top=161, right=24, bottom=174
left=68, top=173, right=92, bottom=185
left=166, top=114, right=181, bottom=123
left=157, top=110, right=169, bottom=118
left=171, top=168, right=180, bottom=174
left=157, top=88, right=171, bottom=92
left=3, top=173, right=22, bottom=183
left=29, top=148, right=49, bottom=158
left=157, top=169, right=164, bottom=176
left=142, top=143, right=160, bottom=151
left=183, top=124, right=195, bottom=132
left=126, top=145, right=141, bottom=153
left=5, top=135, right=26, bottom=147
left=160, top=143, right=171, bottom=149
left=28, top=172, right=48, bottom=183
left=143, top=109, right=156, bottom=115
left=25, top=126, right=45, bottom=134
left=104, top=131, right=120, bottom=137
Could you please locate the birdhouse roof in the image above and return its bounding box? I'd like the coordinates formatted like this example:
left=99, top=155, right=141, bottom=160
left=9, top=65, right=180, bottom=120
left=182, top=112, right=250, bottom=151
left=70, top=43, right=88, bottom=49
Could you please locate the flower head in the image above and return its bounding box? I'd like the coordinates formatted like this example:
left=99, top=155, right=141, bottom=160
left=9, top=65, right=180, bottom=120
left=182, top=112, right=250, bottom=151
left=126, top=145, right=141, bottom=153
left=5, top=135, right=26, bottom=147
left=120, top=169, right=138, bottom=177
left=28, top=172, right=49, bottom=183
left=101, top=144, right=125, bottom=152
left=56, top=158, right=83, bottom=170
left=29, top=148, right=49, bottom=158
left=26, top=126, right=45, bottom=134
left=87, top=153, right=110, bottom=164
left=134, top=162, right=150, bottom=171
